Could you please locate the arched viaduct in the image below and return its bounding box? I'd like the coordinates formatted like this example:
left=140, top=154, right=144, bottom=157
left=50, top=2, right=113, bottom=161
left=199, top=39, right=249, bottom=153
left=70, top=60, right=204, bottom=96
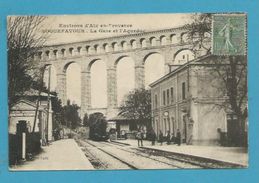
left=34, top=26, right=210, bottom=118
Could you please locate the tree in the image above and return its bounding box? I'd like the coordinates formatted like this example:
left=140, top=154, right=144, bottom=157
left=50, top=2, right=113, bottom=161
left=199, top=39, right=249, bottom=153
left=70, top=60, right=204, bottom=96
left=51, top=93, right=63, bottom=130
left=211, top=56, right=247, bottom=132
left=119, top=89, right=151, bottom=130
left=186, top=13, right=212, bottom=55
left=88, top=112, right=107, bottom=140
left=8, top=16, right=48, bottom=109
left=62, top=100, right=81, bottom=129
left=186, top=14, right=247, bottom=146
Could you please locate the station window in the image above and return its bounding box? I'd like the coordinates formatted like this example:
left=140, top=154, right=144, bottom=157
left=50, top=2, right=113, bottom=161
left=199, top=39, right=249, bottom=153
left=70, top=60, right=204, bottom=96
left=167, top=89, right=170, bottom=105
left=182, top=82, right=186, bottom=100
left=164, top=118, right=167, bottom=134
left=170, top=87, right=174, bottom=103
left=163, top=91, right=166, bottom=106
left=155, top=94, right=158, bottom=108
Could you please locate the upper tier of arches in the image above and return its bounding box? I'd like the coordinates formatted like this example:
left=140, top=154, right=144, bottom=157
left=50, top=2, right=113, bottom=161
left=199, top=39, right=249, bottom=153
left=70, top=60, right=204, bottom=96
left=34, top=27, right=210, bottom=61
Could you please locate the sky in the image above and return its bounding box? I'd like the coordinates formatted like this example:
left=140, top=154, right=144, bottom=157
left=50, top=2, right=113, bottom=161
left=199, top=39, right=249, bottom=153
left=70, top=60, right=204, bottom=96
left=41, top=14, right=193, bottom=45
left=41, top=13, right=194, bottom=107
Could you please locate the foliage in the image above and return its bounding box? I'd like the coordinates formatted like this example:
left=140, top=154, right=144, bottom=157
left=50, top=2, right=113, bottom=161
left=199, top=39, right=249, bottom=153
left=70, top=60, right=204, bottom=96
left=51, top=94, right=63, bottom=130
left=9, top=132, right=41, bottom=165
left=186, top=13, right=212, bottom=54
left=8, top=16, right=48, bottom=109
left=119, top=89, right=151, bottom=129
left=62, top=100, right=81, bottom=129
left=88, top=112, right=107, bottom=140
left=211, top=56, right=247, bottom=119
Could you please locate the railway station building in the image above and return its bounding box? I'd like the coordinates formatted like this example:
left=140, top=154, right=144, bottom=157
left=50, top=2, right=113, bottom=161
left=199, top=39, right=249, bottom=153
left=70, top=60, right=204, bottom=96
left=150, top=55, right=247, bottom=146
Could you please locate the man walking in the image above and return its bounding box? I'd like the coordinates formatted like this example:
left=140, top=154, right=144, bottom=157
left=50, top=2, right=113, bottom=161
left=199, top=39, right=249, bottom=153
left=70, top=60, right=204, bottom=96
left=136, top=127, right=144, bottom=147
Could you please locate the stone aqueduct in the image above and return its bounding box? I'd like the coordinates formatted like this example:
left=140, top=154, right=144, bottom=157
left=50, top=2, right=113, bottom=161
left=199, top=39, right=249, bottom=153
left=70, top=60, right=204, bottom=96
left=35, top=26, right=209, bottom=118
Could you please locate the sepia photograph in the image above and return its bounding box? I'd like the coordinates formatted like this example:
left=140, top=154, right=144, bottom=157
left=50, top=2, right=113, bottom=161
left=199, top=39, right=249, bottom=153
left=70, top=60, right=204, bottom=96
left=8, top=13, right=248, bottom=171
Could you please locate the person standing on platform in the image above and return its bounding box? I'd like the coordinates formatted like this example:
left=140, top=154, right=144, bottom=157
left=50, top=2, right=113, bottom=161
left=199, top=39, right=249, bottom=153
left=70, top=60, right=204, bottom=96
left=150, top=128, right=156, bottom=145
left=171, top=132, right=175, bottom=144
left=176, top=129, right=181, bottom=146
left=136, top=127, right=144, bottom=147
left=166, top=130, right=171, bottom=145
left=159, top=130, right=163, bottom=145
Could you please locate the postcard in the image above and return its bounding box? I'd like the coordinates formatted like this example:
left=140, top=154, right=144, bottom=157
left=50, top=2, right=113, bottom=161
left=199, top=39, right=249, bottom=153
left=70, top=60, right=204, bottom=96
left=7, top=13, right=248, bottom=171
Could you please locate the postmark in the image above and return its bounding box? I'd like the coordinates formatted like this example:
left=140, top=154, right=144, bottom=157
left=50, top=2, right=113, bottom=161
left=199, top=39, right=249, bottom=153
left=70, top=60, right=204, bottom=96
left=212, top=13, right=247, bottom=55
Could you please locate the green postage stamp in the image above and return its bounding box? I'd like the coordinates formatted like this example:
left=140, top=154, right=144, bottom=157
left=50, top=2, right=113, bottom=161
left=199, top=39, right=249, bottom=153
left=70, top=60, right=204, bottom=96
left=212, top=14, right=247, bottom=55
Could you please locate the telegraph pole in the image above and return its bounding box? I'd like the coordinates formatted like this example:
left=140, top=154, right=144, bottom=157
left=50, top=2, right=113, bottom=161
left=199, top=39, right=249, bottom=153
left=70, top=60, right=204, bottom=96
left=46, top=66, right=51, bottom=144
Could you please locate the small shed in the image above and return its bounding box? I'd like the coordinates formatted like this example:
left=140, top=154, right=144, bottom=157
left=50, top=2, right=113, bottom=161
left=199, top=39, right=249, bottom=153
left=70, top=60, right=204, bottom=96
left=108, top=115, right=139, bottom=139
left=9, top=99, right=49, bottom=140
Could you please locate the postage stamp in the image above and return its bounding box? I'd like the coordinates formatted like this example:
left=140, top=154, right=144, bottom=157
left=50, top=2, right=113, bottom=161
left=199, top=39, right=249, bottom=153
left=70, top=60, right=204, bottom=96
left=212, top=14, right=247, bottom=55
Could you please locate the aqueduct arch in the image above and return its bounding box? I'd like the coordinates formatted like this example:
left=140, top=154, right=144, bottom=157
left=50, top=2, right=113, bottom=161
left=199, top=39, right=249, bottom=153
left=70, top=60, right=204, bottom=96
left=36, top=26, right=209, bottom=119
left=66, top=62, right=81, bottom=105
left=143, top=52, right=165, bottom=89
left=115, top=56, right=135, bottom=106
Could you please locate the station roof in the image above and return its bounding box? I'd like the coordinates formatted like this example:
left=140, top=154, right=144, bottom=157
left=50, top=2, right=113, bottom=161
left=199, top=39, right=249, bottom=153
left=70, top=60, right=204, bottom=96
left=149, top=54, right=213, bottom=88
left=22, top=89, right=55, bottom=97
left=108, top=114, right=133, bottom=121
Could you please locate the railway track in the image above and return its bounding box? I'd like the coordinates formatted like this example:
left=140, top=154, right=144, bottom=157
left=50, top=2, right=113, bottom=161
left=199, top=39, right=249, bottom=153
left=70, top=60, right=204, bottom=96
left=77, top=138, right=243, bottom=169
left=109, top=140, right=130, bottom=147
left=99, top=141, right=244, bottom=169
left=99, top=141, right=203, bottom=169
left=139, top=147, right=245, bottom=169
left=84, top=141, right=203, bottom=170
left=78, top=139, right=138, bottom=169
left=76, top=139, right=108, bottom=169
left=86, top=140, right=139, bottom=169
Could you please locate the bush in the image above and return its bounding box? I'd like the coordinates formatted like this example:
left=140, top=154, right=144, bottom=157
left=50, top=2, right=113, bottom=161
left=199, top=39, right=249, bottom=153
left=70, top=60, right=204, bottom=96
left=26, top=132, right=41, bottom=154
left=9, top=132, right=41, bottom=165
left=9, top=134, right=19, bottom=165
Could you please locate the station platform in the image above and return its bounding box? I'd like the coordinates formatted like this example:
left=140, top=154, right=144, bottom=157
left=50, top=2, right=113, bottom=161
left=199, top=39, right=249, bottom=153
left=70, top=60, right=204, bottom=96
left=113, top=139, right=248, bottom=167
left=10, top=139, right=94, bottom=171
